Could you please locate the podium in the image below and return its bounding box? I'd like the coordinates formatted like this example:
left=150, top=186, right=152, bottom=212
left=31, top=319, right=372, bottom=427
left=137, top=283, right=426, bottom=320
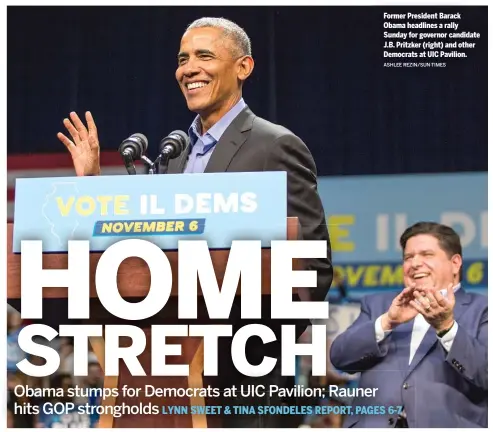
left=7, top=218, right=301, bottom=428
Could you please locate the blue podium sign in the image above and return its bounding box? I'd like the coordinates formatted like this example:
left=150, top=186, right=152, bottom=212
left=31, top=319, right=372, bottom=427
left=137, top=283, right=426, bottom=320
left=13, top=172, right=287, bottom=253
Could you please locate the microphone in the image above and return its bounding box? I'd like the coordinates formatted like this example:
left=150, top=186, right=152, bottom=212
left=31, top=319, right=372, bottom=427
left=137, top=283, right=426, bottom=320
left=119, top=133, right=148, bottom=159
left=158, top=130, right=189, bottom=174
left=158, top=130, right=189, bottom=159
left=118, top=133, right=148, bottom=175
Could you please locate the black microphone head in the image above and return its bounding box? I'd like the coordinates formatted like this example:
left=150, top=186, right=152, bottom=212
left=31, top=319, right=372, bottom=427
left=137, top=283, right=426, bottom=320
left=119, top=133, right=148, bottom=160
left=159, top=130, right=189, bottom=159
left=130, top=133, right=148, bottom=153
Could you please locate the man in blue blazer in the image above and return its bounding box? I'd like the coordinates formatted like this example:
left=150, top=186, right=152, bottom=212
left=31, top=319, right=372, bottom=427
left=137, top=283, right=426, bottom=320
left=330, top=222, right=487, bottom=428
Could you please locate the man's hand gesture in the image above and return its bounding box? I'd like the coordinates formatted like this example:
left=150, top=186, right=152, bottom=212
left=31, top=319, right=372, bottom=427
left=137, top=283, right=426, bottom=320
left=410, top=283, right=456, bottom=332
left=57, top=111, right=101, bottom=176
left=381, top=284, right=418, bottom=331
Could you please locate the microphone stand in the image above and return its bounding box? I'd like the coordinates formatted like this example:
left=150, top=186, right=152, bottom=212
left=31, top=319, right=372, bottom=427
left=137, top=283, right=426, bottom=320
left=140, top=153, right=172, bottom=175
left=140, top=155, right=158, bottom=175
left=122, top=151, right=137, bottom=175
left=124, top=150, right=174, bottom=175
left=157, top=150, right=173, bottom=175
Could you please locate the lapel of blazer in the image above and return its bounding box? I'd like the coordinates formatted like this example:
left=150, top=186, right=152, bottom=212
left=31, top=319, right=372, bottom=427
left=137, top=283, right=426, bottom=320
left=393, top=319, right=414, bottom=378
left=203, top=106, right=255, bottom=173
left=166, top=107, right=255, bottom=174
left=404, top=288, right=471, bottom=378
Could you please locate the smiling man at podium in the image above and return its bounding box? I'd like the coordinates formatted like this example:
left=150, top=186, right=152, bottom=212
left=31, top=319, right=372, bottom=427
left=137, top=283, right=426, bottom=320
left=57, top=17, right=333, bottom=428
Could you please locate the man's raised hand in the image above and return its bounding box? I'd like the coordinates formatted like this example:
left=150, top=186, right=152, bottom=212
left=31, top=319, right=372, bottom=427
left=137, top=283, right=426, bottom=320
left=381, top=283, right=418, bottom=331
left=57, top=111, right=101, bottom=176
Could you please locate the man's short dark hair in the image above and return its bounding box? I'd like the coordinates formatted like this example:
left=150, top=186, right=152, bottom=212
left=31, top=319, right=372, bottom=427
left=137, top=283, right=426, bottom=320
left=186, top=17, right=252, bottom=58
left=399, top=221, right=462, bottom=258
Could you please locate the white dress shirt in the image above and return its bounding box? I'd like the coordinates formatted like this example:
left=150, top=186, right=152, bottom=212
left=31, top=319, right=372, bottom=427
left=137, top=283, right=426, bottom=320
left=375, top=284, right=460, bottom=364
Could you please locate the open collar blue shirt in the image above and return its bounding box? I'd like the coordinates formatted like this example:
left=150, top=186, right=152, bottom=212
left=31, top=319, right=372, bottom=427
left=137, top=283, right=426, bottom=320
left=184, top=98, right=246, bottom=173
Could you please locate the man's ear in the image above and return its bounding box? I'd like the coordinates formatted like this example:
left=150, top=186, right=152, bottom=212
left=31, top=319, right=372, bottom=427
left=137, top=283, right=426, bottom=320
left=451, top=254, right=462, bottom=280
left=237, top=56, right=254, bottom=83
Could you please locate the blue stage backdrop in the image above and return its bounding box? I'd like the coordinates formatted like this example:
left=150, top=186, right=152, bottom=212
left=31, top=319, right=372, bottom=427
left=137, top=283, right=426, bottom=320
left=317, top=172, right=487, bottom=297
left=8, top=152, right=487, bottom=297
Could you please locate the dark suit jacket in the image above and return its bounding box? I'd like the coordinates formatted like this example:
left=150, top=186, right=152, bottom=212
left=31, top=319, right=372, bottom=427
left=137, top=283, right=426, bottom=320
left=330, top=289, right=488, bottom=428
left=168, top=105, right=333, bottom=387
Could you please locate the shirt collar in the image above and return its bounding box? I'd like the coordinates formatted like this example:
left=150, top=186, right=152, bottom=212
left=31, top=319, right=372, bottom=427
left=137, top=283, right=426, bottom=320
left=440, top=283, right=461, bottom=298
left=188, top=98, right=246, bottom=146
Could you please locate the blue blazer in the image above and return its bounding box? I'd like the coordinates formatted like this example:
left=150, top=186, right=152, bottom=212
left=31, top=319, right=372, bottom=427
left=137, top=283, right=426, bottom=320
left=330, top=289, right=487, bottom=428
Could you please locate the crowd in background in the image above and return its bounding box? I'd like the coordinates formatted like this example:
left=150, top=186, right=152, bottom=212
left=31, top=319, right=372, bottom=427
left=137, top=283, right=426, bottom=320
left=7, top=305, right=104, bottom=428
left=6, top=271, right=358, bottom=429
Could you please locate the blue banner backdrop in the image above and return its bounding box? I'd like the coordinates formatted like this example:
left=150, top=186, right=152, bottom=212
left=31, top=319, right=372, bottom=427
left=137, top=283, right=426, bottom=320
left=317, top=172, right=487, bottom=296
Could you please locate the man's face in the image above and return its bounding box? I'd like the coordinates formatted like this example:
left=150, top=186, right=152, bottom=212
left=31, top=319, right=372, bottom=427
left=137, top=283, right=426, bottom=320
left=175, top=27, right=242, bottom=117
left=403, top=234, right=461, bottom=291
